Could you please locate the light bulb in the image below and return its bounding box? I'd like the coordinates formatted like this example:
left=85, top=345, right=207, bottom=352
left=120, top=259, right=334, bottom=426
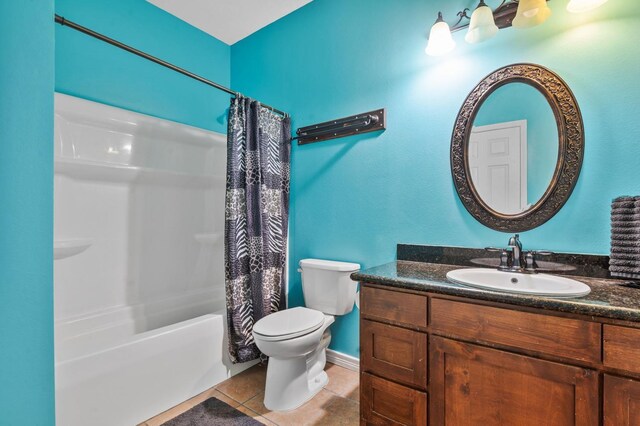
left=513, top=0, right=552, bottom=29
left=425, top=12, right=456, bottom=56
left=567, top=0, right=608, bottom=13
left=465, top=1, right=499, bottom=44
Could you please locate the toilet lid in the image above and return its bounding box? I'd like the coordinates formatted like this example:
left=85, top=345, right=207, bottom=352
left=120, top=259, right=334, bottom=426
left=299, top=258, right=360, bottom=272
left=253, top=307, right=325, bottom=340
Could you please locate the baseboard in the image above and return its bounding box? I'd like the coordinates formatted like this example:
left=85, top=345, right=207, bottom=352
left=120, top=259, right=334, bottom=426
left=326, top=349, right=359, bottom=372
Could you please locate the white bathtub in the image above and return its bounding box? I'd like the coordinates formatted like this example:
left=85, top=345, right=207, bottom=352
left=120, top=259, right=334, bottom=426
left=56, top=312, right=253, bottom=426
left=53, top=95, right=254, bottom=426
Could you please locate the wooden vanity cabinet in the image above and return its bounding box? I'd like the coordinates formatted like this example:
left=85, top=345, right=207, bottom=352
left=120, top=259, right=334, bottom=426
left=359, top=284, right=640, bottom=426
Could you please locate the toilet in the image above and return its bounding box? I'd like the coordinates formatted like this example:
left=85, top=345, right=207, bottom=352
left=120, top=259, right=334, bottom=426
left=252, top=258, right=360, bottom=411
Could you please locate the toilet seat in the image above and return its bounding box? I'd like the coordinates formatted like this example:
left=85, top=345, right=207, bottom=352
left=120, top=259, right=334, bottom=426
left=253, top=307, right=325, bottom=342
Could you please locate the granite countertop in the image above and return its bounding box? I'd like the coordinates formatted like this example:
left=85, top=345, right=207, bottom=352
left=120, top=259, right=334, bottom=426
left=352, top=261, right=640, bottom=322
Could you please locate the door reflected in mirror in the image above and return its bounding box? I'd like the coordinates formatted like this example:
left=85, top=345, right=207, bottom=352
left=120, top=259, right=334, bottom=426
left=468, top=83, right=559, bottom=215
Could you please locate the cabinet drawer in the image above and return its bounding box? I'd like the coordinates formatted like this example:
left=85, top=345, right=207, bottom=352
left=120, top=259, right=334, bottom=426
left=361, top=286, right=428, bottom=329
left=430, top=298, right=601, bottom=362
left=361, top=373, right=427, bottom=426
left=604, top=325, right=640, bottom=374
left=361, top=320, right=427, bottom=389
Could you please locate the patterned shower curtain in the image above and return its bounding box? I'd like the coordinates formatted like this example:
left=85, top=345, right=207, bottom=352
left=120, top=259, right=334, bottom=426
left=225, top=96, right=291, bottom=363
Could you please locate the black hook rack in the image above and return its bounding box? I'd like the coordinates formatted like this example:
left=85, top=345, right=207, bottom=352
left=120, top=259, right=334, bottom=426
left=293, top=109, right=386, bottom=145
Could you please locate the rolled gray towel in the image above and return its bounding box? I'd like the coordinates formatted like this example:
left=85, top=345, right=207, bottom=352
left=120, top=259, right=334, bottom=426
left=612, top=207, right=640, bottom=214
left=609, top=255, right=640, bottom=266
left=612, top=202, right=637, bottom=210
left=611, top=232, right=640, bottom=242
left=610, top=251, right=640, bottom=259
left=610, top=196, right=640, bottom=256
left=611, top=239, right=640, bottom=247
left=611, top=222, right=640, bottom=234
left=612, top=214, right=640, bottom=222
left=612, top=249, right=640, bottom=255
left=611, top=223, right=640, bottom=234
left=612, top=195, right=640, bottom=205
left=610, top=262, right=640, bottom=269
left=611, top=245, right=640, bottom=251
left=611, top=196, right=640, bottom=279
left=611, top=233, right=640, bottom=240
left=611, top=270, right=640, bottom=280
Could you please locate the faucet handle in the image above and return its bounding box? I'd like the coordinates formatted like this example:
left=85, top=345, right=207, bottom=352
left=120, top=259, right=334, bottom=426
left=524, top=250, right=555, bottom=273
left=485, top=247, right=512, bottom=271
left=524, top=251, right=537, bottom=272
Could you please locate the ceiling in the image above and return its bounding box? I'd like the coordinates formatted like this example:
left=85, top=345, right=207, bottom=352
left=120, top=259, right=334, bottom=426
left=148, top=0, right=313, bottom=45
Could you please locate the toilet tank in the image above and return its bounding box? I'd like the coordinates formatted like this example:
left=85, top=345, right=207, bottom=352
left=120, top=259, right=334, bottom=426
left=299, top=259, right=360, bottom=315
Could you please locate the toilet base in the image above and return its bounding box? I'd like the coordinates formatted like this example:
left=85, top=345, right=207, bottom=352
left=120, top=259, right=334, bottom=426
left=263, top=330, right=331, bottom=411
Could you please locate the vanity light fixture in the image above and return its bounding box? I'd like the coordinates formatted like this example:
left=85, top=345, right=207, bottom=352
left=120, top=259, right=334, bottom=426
left=512, top=0, right=552, bottom=28
left=425, top=12, right=456, bottom=56
left=466, top=0, right=500, bottom=44
left=566, top=0, right=609, bottom=13
left=425, top=0, right=552, bottom=56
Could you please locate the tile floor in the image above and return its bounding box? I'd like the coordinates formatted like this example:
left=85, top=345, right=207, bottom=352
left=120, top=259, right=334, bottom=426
left=140, top=363, right=360, bottom=426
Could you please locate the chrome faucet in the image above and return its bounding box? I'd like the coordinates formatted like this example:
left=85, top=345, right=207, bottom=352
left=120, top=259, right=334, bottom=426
left=508, top=234, right=524, bottom=270
left=485, top=234, right=553, bottom=274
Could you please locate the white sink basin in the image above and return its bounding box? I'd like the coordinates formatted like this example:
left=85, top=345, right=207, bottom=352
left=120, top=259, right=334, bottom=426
left=446, top=268, right=591, bottom=298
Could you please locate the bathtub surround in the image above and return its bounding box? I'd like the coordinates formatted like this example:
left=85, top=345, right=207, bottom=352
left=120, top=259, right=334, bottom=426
left=0, top=1, right=55, bottom=424
left=225, top=97, right=291, bottom=363
left=50, top=2, right=251, bottom=423
left=231, top=0, right=640, bottom=358
left=54, top=94, right=240, bottom=426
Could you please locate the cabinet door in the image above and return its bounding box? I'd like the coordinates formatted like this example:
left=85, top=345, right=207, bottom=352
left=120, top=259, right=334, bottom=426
left=361, top=373, right=427, bottom=426
left=604, top=375, right=640, bottom=426
left=430, top=337, right=598, bottom=426
left=361, top=319, right=427, bottom=389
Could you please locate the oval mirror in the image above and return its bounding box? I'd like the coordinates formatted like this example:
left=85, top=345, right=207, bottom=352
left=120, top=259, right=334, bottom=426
left=470, top=82, right=559, bottom=215
left=451, top=64, right=584, bottom=232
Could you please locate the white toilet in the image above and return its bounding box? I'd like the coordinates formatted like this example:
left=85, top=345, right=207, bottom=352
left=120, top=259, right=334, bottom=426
left=252, top=258, right=360, bottom=411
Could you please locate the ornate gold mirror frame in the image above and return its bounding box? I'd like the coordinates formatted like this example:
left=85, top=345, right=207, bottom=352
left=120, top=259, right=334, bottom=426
left=451, top=63, right=585, bottom=232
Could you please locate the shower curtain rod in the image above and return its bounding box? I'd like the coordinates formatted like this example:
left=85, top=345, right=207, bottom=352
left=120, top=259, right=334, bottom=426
left=54, top=14, right=288, bottom=118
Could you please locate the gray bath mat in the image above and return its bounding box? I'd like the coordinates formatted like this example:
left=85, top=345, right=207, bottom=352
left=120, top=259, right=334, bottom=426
left=161, top=397, right=263, bottom=426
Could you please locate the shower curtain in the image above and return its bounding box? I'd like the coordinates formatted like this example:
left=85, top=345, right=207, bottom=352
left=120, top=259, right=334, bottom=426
left=225, top=96, right=291, bottom=363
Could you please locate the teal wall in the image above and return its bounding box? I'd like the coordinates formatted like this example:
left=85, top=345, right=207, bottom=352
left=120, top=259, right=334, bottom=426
left=56, top=0, right=231, bottom=132
left=474, top=82, right=558, bottom=205
left=231, top=0, right=640, bottom=357
left=0, top=1, right=230, bottom=423
left=0, top=1, right=55, bottom=424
